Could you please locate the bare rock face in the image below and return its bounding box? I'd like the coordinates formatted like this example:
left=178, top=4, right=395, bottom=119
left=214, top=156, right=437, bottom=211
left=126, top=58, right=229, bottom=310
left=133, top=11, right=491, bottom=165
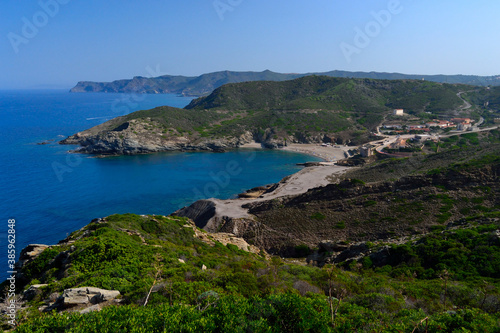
left=79, top=304, right=102, bottom=314
left=174, top=198, right=257, bottom=236
left=16, top=244, right=49, bottom=269
left=180, top=218, right=265, bottom=257
left=46, top=287, right=121, bottom=311
left=174, top=200, right=217, bottom=229
left=61, top=288, right=89, bottom=306
left=92, top=288, right=121, bottom=302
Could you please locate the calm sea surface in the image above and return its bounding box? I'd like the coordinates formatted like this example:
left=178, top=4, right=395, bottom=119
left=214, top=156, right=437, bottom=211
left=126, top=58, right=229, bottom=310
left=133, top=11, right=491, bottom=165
left=0, top=90, right=319, bottom=279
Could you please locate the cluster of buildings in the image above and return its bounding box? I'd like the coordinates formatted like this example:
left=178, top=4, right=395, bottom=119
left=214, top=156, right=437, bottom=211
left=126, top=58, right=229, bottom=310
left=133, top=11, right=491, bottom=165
left=383, top=118, right=474, bottom=133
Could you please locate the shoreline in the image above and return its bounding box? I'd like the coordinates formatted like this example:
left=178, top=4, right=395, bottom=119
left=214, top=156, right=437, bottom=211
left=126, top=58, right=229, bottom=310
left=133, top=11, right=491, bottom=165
left=281, top=143, right=350, bottom=162
left=64, top=140, right=354, bottom=234
left=21, top=142, right=351, bottom=247
left=239, top=142, right=351, bottom=163
left=175, top=143, right=351, bottom=230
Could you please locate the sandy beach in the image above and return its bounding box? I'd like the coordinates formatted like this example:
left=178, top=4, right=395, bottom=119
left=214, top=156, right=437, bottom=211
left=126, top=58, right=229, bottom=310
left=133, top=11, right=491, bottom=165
left=240, top=142, right=350, bottom=162
left=239, top=142, right=264, bottom=149
left=210, top=163, right=349, bottom=221
left=196, top=143, right=351, bottom=224
left=282, top=143, right=350, bottom=162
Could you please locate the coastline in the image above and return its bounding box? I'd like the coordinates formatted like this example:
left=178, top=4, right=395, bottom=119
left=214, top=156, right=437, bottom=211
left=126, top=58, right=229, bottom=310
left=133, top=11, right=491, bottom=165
left=175, top=143, right=351, bottom=230
left=29, top=139, right=352, bottom=254
left=239, top=141, right=350, bottom=163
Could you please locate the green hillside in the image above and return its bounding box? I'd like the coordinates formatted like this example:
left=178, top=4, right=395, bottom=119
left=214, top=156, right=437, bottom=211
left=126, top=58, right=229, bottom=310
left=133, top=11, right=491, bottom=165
left=187, top=76, right=465, bottom=115
left=184, top=76, right=468, bottom=139
left=7, top=212, right=500, bottom=332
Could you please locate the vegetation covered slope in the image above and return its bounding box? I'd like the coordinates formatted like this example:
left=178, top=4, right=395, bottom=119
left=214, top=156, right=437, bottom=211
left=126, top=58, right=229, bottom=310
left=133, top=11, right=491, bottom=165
left=69, top=69, right=500, bottom=96
left=240, top=130, right=500, bottom=255
left=471, top=86, right=500, bottom=111
left=61, top=76, right=471, bottom=154
left=187, top=76, right=466, bottom=117
left=6, top=213, right=500, bottom=332
left=468, top=85, right=500, bottom=126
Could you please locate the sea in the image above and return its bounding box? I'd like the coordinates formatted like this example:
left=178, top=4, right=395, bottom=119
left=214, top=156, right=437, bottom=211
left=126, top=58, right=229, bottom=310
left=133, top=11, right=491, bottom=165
left=0, top=90, right=320, bottom=280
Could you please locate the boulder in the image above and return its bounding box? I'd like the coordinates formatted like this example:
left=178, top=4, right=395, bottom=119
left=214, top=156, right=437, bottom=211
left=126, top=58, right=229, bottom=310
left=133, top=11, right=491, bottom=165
left=97, top=290, right=121, bottom=302
left=57, top=287, right=120, bottom=309
left=318, top=241, right=349, bottom=253
left=334, top=243, right=370, bottom=263
left=61, top=288, right=89, bottom=306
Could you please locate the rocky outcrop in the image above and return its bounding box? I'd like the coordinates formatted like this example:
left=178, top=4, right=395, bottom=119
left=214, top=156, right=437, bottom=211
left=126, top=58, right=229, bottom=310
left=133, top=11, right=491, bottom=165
left=16, top=244, right=49, bottom=269
left=60, top=128, right=332, bottom=155
left=43, top=287, right=121, bottom=312
left=23, top=284, right=49, bottom=301
left=174, top=200, right=217, bottom=229
left=60, top=117, right=254, bottom=155
left=184, top=220, right=264, bottom=256
left=173, top=199, right=256, bottom=235
left=59, top=117, right=339, bottom=156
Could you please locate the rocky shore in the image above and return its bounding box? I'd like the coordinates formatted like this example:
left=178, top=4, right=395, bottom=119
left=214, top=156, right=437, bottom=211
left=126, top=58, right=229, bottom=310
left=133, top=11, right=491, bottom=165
left=59, top=118, right=255, bottom=155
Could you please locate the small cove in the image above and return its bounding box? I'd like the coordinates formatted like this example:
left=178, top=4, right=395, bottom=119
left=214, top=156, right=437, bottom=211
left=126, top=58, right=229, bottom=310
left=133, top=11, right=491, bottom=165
left=0, top=90, right=320, bottom=279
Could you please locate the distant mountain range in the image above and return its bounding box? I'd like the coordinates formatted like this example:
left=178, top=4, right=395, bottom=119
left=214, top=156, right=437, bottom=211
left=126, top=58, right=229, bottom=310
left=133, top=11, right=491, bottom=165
left=70, top=70, right=500, bottom=96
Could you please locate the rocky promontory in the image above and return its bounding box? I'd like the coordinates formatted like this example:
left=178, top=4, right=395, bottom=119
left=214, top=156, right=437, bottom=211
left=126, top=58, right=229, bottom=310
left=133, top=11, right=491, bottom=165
left=59, top=109, right=257, bottom=155
left=60, top=121, right=253, bottom=155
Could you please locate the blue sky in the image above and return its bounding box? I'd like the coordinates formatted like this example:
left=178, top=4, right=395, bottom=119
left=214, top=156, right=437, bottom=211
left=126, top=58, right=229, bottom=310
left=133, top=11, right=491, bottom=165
left=1, top=0, right=499, bottom=89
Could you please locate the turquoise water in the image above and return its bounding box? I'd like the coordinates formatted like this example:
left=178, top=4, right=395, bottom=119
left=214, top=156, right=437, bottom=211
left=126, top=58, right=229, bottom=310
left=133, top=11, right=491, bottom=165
left=0, top=90, right=320, bottom=278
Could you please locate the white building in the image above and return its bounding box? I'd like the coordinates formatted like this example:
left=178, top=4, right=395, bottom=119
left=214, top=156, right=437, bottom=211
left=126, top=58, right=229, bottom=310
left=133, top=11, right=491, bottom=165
left=393, top=109, right=404, bottom=116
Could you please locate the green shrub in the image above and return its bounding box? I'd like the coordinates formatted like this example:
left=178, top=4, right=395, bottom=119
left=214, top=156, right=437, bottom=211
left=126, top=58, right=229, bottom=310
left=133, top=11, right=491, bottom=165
left=294, top=244, right=312, bottom=257
left=310, top=212, right=326, bottom=220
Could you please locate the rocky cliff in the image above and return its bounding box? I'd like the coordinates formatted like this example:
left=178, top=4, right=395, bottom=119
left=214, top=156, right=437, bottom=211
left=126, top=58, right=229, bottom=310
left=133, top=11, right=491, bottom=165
left=58, top=108, right=360, bottom=155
